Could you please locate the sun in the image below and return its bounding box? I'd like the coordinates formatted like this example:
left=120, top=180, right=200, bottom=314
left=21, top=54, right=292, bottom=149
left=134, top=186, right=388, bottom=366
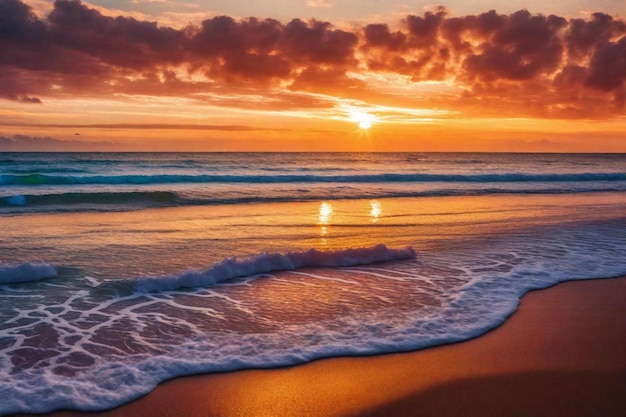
left=359, top=118, right=373, bottom=129
left=349, top=109, right=376, bottom=130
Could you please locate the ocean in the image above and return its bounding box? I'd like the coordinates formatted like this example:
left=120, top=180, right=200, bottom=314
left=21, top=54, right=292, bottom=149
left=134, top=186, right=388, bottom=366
left=1, top=152, right=625, bottom=414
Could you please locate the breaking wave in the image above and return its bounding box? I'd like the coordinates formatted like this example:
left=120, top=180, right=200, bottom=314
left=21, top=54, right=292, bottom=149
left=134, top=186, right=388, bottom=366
left=132, top=244, right=416, bottom=292
left=0, top=262, right=57, bottom=284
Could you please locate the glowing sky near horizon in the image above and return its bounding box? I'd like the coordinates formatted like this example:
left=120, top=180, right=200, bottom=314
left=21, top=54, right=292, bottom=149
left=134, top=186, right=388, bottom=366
left=24, top=0, right=626, bottom=26
left=0, top=0, right=625, bottom=151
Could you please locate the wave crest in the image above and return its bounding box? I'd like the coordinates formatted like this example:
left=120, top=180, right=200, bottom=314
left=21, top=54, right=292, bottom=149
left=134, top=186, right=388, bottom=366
left=1, top=172, right=625, bottom=186
left=133, top=244, right=416, bottom=292
left=1, top=191, right=178, bottom=207
left=0, top=262, right=57, bottom=284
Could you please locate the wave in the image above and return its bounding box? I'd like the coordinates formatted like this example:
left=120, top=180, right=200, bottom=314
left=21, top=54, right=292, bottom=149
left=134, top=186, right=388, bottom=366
left=2, top=185, right=625, bottom=211
left=1, top=172, right=625, bottom=186
left=132, top=244, right=416, bottom=292
left=0, top=218, right=624, bottom=415
left=4, top=167, right=90, bottom=174
left=0, top=262, right=57, bottom=284
left=1, top=191, right=178, bottom=207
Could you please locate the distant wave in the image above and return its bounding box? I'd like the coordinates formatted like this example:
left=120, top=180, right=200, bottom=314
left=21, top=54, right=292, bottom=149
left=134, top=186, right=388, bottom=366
left=5, top=167, right=90, bottom=174
left=0, top=262, right=57, bottom=284
left=1, top=191, right=178, bottom=207
left=132, top=244, right=416, bottom=292
left=1, top=172, right=625, bottom=186
left=3, top=185, right=626, bottom=211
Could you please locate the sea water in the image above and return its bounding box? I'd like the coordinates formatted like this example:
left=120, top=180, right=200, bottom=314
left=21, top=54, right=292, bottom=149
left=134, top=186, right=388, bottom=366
left=1, top=153, right=625, bottom=414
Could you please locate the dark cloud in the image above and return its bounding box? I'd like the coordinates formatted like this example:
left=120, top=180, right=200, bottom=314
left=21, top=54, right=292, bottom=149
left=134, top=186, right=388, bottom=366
left=441, top=10, right=505, bottom=51
left=206, top=51, right=291, bottom=84
left=363, top=24, right=407, bottom=51
left=362, top=12, right=445, bottom=79
left=463, top=10, right=567, bottom=81
left=0, top=0, right=625, bottom=117
left=47, top=0, right=184, bottom=70
left=553, top=64, right=587, bottom=88
left=188, top=16, right=359, bottom=82
left=367, top=54, right=433, bottom=79
left=191, top=16, right=282, bottom=57
left=406, top=8, right=447, bottom=48
left=584, top=37, right=626, bottom=91
left=566, top=13, right=626, bottom=59
left=282, top=19, right=358, bottom=65
left=0, top=0, right=46, bottom=43
left=190, top=15, right=289, bottom=82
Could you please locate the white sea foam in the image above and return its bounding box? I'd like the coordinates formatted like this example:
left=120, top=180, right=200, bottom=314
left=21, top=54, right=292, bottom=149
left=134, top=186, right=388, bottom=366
left=133, top=244, right=416, bottom=292
left=0, top=261, right=57, bottom=284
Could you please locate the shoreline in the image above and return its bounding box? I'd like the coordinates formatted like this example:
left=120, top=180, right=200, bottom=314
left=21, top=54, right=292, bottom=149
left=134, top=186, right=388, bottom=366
left=25, top=275, right=626, bottom=417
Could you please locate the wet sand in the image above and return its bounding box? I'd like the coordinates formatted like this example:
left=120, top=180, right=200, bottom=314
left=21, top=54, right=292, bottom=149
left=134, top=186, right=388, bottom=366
left=28, top=276, right=626, bottom=417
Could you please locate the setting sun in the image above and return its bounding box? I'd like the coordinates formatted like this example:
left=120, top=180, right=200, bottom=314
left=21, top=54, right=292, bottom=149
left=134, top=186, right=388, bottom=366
left=359, top=119, right=373, bottom=130
left=350, top=110, right=376, bottom=130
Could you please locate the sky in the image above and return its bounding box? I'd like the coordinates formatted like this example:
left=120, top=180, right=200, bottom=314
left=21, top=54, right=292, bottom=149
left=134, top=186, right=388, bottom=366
left=1, top=0, right=625, bottom=151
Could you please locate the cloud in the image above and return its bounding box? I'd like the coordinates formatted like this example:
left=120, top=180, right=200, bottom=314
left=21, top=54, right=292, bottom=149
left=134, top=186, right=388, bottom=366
left=0, top=0, right=625, bottom=118
left=0, top=134, right=120, bottom=151
left=584, top=37, right=626, bottom=91
left=463, top=11, right=567, bottom=81
left=290, top=66, right=364, bottom=94
left=405, top=7, right=447, bottom=48
left=565, top=13, right=625, bottom=60
left=47, top=0, right=184, bottom=70
left=2, top=94, right=42, bottom=103
left=16, top=95, right=42, bottom=103
left=282, top=19, right=358, bottom=65
left=0, top=123, right=288, bottom=131
left=363, top=23, right=407, bottom=51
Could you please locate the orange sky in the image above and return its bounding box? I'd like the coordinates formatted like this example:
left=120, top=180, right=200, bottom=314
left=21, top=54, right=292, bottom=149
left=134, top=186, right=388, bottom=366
left=0, top=0, right=625, bottom=151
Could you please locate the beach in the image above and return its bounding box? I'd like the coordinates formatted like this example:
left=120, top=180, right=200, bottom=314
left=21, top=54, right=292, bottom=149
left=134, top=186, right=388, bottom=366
left=25, top=275, right=626, bottom=417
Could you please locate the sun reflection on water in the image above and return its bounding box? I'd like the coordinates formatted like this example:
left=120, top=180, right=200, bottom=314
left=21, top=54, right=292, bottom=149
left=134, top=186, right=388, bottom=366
left=318, top=202, right=333, bottom=243
left=319, top=202, right=333, bottom=225
left=370, top=200, right=382, bottom=222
